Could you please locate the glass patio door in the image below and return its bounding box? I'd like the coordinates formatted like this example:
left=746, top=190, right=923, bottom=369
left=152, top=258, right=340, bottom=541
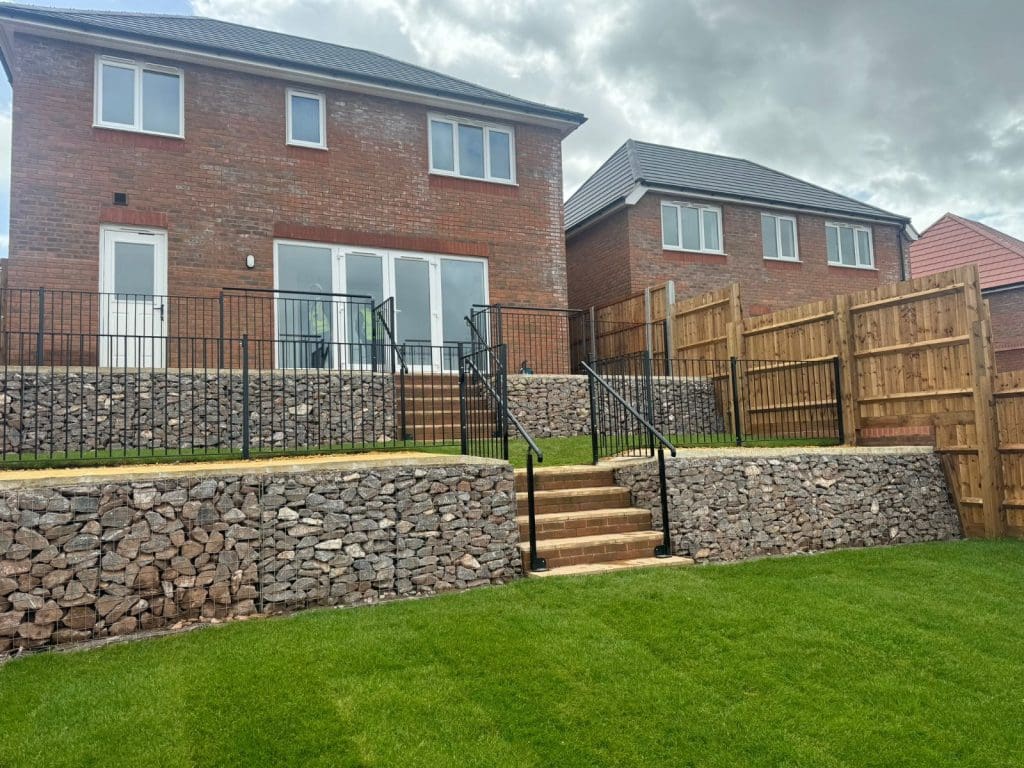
left=275, top=242, right=337, bottom=369
left=343, top=252, right=385, bottom=369
left=393, top=256, right=436, bottom=369
left=440, top=258, right=486, bottom=370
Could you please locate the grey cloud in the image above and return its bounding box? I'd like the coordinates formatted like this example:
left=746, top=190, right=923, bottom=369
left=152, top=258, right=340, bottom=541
left=194, top=0, right=1024, bottom=237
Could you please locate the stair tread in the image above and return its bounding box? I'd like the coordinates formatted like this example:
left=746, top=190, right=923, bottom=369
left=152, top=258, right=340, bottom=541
left=517, top=486, right=627, bottom=499
left=519, top=530, right=662, bottom=551
left=513, top=465, right=614, bottom=477
left=528, top=556, right=694, bottom=578
left=516, top=507, right=649, bottom=523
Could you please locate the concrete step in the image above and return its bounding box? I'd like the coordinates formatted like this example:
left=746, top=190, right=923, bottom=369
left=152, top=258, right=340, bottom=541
left=518, top=508, right=652, bottom=539
left=514, top=465, right=616, bottom=493
left=519, top=530, right=665, bottom=570
left=517, top=486, right=633, bottom=515
left=528, top=556, right=694, bottom=578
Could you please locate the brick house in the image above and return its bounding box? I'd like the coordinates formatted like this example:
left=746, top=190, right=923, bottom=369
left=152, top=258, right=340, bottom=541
left=565, top=140, right=914, bottom=315
left=0, top=4, right=584, bottom=367
left=909, top=213, right=1024, bottom=371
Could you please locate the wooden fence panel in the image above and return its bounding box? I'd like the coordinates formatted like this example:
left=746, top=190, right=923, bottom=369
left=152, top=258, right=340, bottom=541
left=995, top=371, right=1024, bottom=537
left=670, top=284, right=738, bottom=360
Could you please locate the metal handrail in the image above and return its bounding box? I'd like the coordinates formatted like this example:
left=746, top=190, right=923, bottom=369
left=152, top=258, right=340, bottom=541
left=579, top=360, right=677, bottom=457
left=462, top=351, right=547, bottom=573
left=471, top=302, right=586, bottom=314
left=581, top=357, right=675, bottom=559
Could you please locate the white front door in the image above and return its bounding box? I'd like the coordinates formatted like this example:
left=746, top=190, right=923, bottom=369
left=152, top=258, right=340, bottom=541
left=99, top=227, right=168, bottom=368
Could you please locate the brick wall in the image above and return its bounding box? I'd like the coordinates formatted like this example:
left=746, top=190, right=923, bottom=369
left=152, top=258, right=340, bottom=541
left=5, top=33, right=568, bottom=314
left=986, top=287, right=1024, bottom=371
left=566, top=192, right=905, bottom=315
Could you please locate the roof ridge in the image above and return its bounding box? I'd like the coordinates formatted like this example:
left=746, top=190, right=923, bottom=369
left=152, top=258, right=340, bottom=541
left=915, top=212, right=956, bottom=239
left=624, top=138, right=643, bottom=179
left=628, top=138, right=906, bottom=221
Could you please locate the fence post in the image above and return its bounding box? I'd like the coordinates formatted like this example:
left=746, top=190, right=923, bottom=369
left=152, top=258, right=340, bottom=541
left=730, top=356, right=743, bottom=446
left=588, top=306, right=597, bottom=362
left=218, top=291, right=225, bottom=369
left=240, top=334, right=251, bottom=459
left=832, top=356, right=845, bottom=445
left=587, top=367, right=600, bottom=465
left=494, top=304, right=504, bottom=348
left=457, top=342, right=469, bottom=455
left=643, top=286, right=653, bottom=355
left=661, top=320, right=672, bottom=377
left=36, top=287, right=45, bottom=365
left=833, top=294, right=858, bottom=444
left=399, top=344, right=409, bottom=441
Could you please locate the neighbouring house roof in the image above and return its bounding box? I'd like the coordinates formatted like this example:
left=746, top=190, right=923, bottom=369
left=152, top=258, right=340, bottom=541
left=564, top=139, right=909, bottom=233
left=909, top=213, right=1024, bottom=291
left=0, top=3, right=585, bottom=130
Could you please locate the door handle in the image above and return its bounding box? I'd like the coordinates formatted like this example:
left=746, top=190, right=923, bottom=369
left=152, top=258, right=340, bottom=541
left=154, top=304, right=165, bottom=321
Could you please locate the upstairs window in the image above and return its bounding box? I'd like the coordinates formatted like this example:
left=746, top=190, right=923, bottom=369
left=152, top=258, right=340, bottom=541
left=762, top=213, right=799, bottom=261
left=429, top=115, right=514, bottom=183
left=661, top=202, right=723, bottom=253
left=826, top=222, right=874, bottom=268
left=287, top=89, right=326, bottom=149
left=95, top=56, right=183, bottom=137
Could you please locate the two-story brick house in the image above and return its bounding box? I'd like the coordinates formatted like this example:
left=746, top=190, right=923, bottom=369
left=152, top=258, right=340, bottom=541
left=565, top=140, right=913, bottom=315
left=0, top=4, right=584, bottom=367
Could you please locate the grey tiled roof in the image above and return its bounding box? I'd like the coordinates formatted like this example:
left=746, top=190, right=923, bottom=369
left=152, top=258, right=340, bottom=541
left=565, top=140, right=908, bottom=231
left=0, top=4, right=585, bottom=125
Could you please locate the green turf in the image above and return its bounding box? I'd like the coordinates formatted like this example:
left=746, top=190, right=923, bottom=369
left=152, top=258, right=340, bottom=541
left=1, top=541, right=1022, bottom=767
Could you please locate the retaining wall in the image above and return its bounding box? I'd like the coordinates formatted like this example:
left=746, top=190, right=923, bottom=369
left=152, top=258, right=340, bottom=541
left=614, top=447, right=960, bottom=562
left=0, top=454, right=518, bottom=654
left=0, top=370, right=722, bottom=456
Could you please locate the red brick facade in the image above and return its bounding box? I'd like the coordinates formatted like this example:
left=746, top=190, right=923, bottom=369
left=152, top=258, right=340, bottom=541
left=567, top=192, right=906, bottom=315
left=5, top=33, right=568, bottom=308
left=987, top=287, right=1024, bottom=371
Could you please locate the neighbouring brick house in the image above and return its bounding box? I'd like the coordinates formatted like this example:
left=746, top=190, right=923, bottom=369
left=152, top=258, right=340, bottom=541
left=0, top=4, right=584, bottom=367
left=909, top=213, right=1024, bottom=371
left=565, top=140, right=914, bottom=315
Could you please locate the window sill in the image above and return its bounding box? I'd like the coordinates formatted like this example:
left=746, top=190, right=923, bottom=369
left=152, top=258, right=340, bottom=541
left=286, top=141, right=328, bottom=151
left=663, top=247, right=727, bottom=257
left=429, top=170, right=518, bottom=188
left=93, top=123, right=184, bottom=140
left=763, top=256, right=801, bottom=264
left=827, top=263, right=878, bottom=272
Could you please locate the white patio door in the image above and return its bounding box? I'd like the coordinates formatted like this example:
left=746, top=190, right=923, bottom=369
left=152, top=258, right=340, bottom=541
left=392, top=255, right=439, bottom=369
left=99, top=227, right=168, bottom=368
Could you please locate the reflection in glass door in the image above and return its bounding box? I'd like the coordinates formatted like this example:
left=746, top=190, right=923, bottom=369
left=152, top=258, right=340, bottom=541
left=275, top=243, right=335, bottom=368
left=344, top=252, right=384, bottom=368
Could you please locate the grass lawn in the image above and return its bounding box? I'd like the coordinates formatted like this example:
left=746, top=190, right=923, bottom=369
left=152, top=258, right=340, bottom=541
left=2, top=541, right=1023, bottom=767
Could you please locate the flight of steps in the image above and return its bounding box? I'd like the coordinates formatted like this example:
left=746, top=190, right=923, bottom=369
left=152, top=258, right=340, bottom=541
left=514, top=465, right=693, bottom=577
left=399, top=374, right=469, bottom=443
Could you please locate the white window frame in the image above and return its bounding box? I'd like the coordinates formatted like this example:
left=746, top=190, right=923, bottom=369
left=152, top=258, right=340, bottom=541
left=94, top=55, right=184, bottom=138
left=286, top=88, right=327, bottom=149
left=761, top=213, right=800, bottom=262
left=660, top=201, right=724, bottom=254
left=427, top=113, right=516, bottom=185
left=826, top=222, right=875, bottom=269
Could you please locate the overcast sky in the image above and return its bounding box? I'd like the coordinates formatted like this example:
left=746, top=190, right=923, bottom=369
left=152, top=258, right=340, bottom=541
left=2, top=0, right=1023, bottom=256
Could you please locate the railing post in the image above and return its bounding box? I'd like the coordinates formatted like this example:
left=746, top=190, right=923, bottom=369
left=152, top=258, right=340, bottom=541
left=458, top=342, right=469, bottom=455
left=730, top=356, right=743, bottom=446
left=241, top=334, right=251, bottom=459
left=35, top=287, right=45, bottom=365
left=218, top=291, right=225, bottom=369
left=833, top=355, right=845, bottom=445
left=642, top=351, right=656, bottom=456
left=494, top=304, right=504, bottom=348
left=587, top=367, right=599, bottom=465
left=399, top=344, right=409, bottom=441
left=526, top=450, right=548, bottom=572
left=654, top=446, right=672, bottom=558
left=499, top=343, right=510, bottom=461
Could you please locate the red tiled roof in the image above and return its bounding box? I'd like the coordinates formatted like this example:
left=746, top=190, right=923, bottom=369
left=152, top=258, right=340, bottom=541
left=909, top=213, right=1024, bottom=290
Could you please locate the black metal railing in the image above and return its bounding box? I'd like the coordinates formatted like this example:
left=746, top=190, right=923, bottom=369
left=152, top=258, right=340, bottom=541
left=581, top=359, right=675, bottom=558
left=459, top=342, right=547, bottom=572
left=594, top=351, right=844, bottom=446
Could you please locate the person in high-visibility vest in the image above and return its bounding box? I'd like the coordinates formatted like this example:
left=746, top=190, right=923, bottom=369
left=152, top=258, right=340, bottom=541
left=308, top=283, right=330, bottom=368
